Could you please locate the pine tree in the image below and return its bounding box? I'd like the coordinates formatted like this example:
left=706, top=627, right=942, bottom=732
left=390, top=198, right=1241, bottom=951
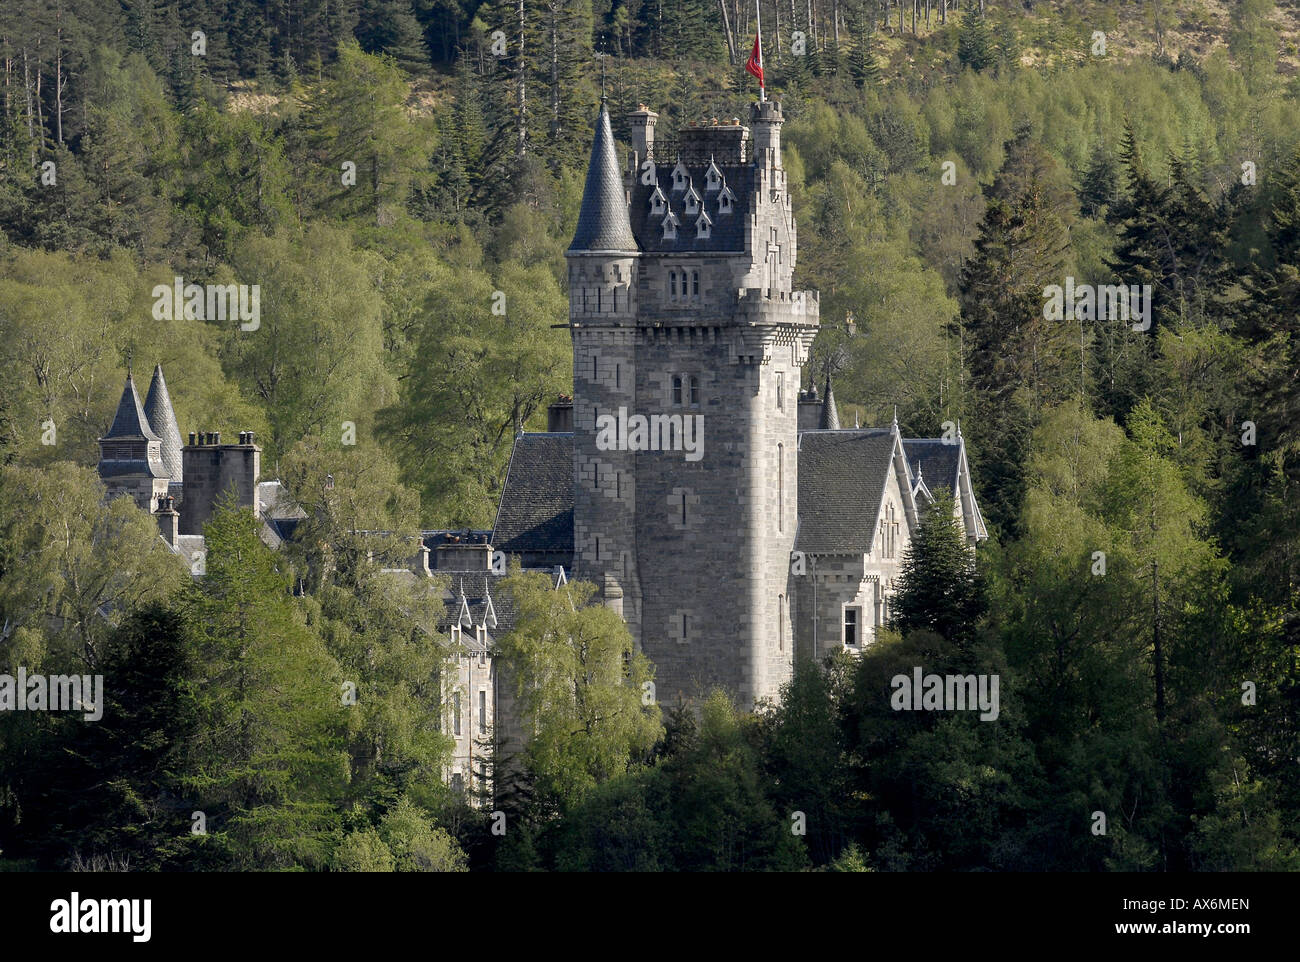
left=849, top=15, right=882, bottom=88
left=957, top=7, right=994, bottom=72
left=891, top=492, right=985, bottom=645
left=1079, top=139, right=1119, bottom=217
left=181, top=494, right=347, bottom=870
left=957, top=133, right=1075, bottom=537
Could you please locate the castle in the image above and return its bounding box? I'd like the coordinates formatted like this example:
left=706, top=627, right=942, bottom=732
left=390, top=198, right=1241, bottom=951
left=98, top=98, right=986, bottom=798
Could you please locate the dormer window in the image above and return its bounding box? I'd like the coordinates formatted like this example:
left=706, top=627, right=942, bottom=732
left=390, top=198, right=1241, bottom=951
left=705, top=159, right=723, bottom=191
left=696, top=210, right=713, bottom=239
left=671, top=158, right=689, bottom=192
left=662, top=211, right=679, bottom=240
left=685, top=186, right=701, bottom=215
left=649, top=186, right=666, bottom=216
left=718, top=185, right=736, bottom=215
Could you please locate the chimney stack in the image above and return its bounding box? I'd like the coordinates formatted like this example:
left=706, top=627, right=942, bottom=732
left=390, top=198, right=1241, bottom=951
left=547, top=395, right=574, bottom=433
left=180, top=430, right=261, bottom=536
left=156, top=494, right=179, bottom=548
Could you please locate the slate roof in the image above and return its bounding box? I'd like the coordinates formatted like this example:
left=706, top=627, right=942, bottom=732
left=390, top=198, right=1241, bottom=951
left=104, top=373, right=161, bottom=442
left=437, top=572, right=518, bottom=646
left=819, top=373, right=840, bottom=430
left=795, top=429, right=896, bottom=554
left=143, top=365, right=184, bottom=481
left=902, top=439, right=961, bottom=496
left=628, top=162, right=752, bottom=253
left=568, top=104, right=638, bottom=254
left=491, top=433, right=574, bottom=559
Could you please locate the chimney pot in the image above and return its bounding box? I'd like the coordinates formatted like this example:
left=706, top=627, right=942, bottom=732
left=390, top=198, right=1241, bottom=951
left=189, top=432, right=196, bottom=445
left=213, top=432, right=220, bottom=444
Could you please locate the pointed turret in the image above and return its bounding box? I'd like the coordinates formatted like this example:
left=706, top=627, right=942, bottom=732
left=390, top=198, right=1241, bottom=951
left=98, top=370, right=170, bottom=510
left=105, top=372, right=161, bottom=442
left=819, top=373, right=840, bottom=430
left=567, top=102, right=637, bottom=254
left=144, top=364, right=184, bottom=482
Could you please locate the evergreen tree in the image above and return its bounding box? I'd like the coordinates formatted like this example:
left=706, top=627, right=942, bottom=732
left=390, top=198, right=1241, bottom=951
left=957, top=7, right=994, bottom=72
left=956, top=132, right=1075, bottom=538
left=181, top=495, right=347, bottom=870
left=891, top=492, right=985, bottom=646
left=849, top=15, right=882, bottom=88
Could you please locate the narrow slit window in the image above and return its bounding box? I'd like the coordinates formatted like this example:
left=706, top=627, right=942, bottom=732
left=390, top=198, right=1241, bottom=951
left=778, top=443, right=785, bottom=533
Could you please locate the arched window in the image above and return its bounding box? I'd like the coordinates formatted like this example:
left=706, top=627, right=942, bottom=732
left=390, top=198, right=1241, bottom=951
left=689, top=376, right=700, bottom=406
left=692, top=271, right=700, bottom=296
left=670, top=271, right=677, bottom=298
left=672, top=375, right=683, bottom=405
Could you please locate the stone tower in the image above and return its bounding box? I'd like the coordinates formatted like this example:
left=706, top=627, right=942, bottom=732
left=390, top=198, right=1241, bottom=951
left=565, top=99, right=819, bottom=709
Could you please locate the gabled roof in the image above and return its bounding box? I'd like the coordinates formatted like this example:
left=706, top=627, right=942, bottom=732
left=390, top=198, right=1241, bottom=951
left=567, top=103, right=637, bottom=254
left=491, top=433, right=574, bottom=559
left=901, top=436, right=989, bottom=542
left=104, top=373, right=161, bottom=442
left=436, top=571, right=519, bottom=646
left=901, top=439, right=961, bottom=496
left=795, top=429, right=896, bottom=553
left=143, top=365, right=183, bottom=481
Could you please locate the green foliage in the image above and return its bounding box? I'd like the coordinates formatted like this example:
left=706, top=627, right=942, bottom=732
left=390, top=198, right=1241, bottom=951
left=957, top=9, right=995, bottom=72
left=496, top=564, right=662, bottom=811
left=181, top=496, right=349, bottom=870
left=891, top=492, right=986, bottom=646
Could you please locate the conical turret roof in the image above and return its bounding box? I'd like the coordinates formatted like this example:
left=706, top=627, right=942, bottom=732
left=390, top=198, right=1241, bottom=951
left=144, top=364, right=184, bottom=481
left=567, top=102, right=637, bottom=254
left=819, top=373, right=840, bottom=430
left=104, top=372, right=161, bottom=442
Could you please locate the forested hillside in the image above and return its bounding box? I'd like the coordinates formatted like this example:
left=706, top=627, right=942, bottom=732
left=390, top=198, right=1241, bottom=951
left=2, top=0, right=1299, bottom=871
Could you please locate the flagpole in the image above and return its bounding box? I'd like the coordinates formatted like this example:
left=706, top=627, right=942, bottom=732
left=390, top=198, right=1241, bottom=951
left=755, top=0, right=765, bottom=101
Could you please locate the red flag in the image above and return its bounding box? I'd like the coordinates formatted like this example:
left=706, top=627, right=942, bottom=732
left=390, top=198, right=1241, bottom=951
left=745, top=33, right=764, bottom=88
